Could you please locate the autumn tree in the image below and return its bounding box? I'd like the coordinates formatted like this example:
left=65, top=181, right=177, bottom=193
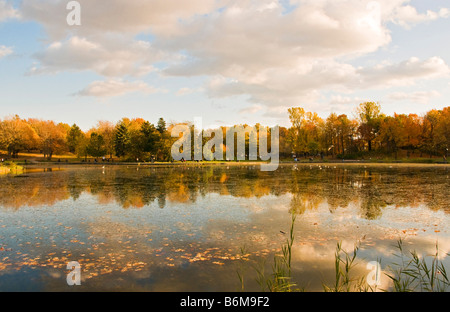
left=402, top=114, right=422, bottom=156
left=434, top=107, right=450, bottom=157
left=0, top=115, right=39, bottom=158
left=288, top=107, right=324, bottom=156
left=324, top=113, right=356, bottom=157
left=356, top=102, right=383, bottom=151
left=96, top=121, right=115, bottom=159
left=278, top=126, right=292, bottom=159
left=421, top=109, right=441, bottom=157
left=28, top=119, right=67, bottom=160
left=379, top=114, right=406, bottom=159
left=288, top=107, right=307, bottom=156
left=324, top=113, right=339, bottom=157
left=127, top=118, right=147, bottom=160
left=303, top=112, right=324, bottom=155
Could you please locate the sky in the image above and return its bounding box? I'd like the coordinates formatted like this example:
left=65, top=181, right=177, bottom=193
left=0, top=0, right=449, bottom=131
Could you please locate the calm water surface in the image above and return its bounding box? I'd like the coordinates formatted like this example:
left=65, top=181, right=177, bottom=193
left=0, top=163, right=449, bottom=291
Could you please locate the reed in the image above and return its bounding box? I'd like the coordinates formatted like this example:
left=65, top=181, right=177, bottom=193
left=253, top=213, right=299, bottom=292
left=237, top=217, right=449, bottom=292
left=384, top=239, right=450, bottom=292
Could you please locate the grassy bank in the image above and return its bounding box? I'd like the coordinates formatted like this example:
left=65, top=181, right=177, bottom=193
left=1, top=150, right=448, bottom=166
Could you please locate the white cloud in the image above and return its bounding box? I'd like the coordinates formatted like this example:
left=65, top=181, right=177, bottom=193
left=20, top=0, right=219, bottom=39
left=29, top=36, right=162, bottom=77
left=205, top=56, right=449, bottom=109
left=17, top=0, right=450, bottom=105
left=0, top=45, right=13, bottom=58
left=356, top=57, right=450, bottom=87
left=391, top=5, right=450, bottom=29
left=163, top=0, right=392, bottom=77
left=388, top=90, right=441, bottom=104
left=76, top=79, right=163, bottom=98
left=0, top=0, right=19, bottom=22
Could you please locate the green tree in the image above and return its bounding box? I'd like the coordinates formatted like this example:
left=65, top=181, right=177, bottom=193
left=86, top=132, right=106, bottom=158
left=114, top=120, right=130, bottom=158
left=157, top=118, right=167, bottom=134
left=67, top=124, right=84, bottom=154
left=140, top=121, right=160, bottom=156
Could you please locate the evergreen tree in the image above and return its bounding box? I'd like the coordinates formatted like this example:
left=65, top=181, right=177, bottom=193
left=67, top=124, right=83, bottom=153
left=114, top=121, right=130, bottom=157
left=157, top=118, right=167, bottom=134
left=140, top=121, right=160, bottom=155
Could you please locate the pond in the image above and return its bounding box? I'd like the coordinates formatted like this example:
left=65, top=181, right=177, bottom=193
left=0, top=163, right=449, bottom=291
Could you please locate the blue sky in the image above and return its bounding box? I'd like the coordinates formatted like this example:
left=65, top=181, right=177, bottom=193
left=0, top=0, right=449, bottom=131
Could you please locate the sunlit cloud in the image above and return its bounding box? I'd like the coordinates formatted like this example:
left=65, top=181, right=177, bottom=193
left=388, top=90, right=441, bottom=104
left=10, top=0, right=450, bottom=110
left=76, top=79, right=166, bottom=98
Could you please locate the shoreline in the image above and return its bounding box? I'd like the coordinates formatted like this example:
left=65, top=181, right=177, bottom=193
left=8, top=160, right=449, bottom=170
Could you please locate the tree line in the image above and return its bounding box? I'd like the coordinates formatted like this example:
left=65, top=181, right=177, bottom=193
left=287, top=102, right=449, bottom=160
left=0, top=116, right=173, bottom=161
left=0, top=102, right=448, bottom=161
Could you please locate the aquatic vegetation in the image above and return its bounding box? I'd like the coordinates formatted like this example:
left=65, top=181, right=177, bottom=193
left=254, top=214, right=298, bottom=292
left=322, top=242, right=370, bottom=292
left=384, top=239, right=450, bottom=292
left=239, top=215, right=450, bottom=293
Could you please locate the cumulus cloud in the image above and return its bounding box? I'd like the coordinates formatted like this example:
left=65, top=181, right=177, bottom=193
left=162, top=0, right=392, bottom=77
left=29, top=36, right=163, bottom=77
left=76, top=79, right=164, bottom=98
left=20, top=0, right=219, bottom=39
left=0, top=45, right=13, bottom=58
left=16, top=0, right=450, bottom=106
left=391, top=5, right=450, bottom=29
left=356, top=57, right=450, bottom=87
left=205, top=56, right=449, bottom=108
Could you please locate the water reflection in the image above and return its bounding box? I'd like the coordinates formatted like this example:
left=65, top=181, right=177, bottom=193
left=0, top=164, right=448, bottom=291
left=0, top=164, right=448, bottom=219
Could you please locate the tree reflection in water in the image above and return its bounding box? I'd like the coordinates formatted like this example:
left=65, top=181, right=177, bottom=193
left=0, top=164, right=448, bottom=219
left=0, top=164, right=448, bottom=291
